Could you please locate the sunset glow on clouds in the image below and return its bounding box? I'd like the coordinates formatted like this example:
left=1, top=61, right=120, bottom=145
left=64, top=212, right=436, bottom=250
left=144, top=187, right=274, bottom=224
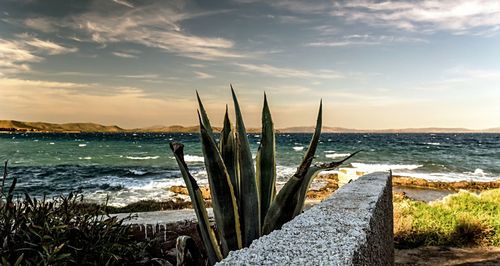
left=0, top=0, right=499, bottom=129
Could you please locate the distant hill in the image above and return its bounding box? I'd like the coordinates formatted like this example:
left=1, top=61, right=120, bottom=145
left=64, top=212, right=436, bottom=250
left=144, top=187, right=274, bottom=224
left=0, top=120, right=123, bottom=133
left=1, top=120, right=499, bottom=133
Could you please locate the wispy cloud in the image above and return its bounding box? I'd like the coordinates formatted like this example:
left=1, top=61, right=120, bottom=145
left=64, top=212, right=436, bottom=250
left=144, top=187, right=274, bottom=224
left=194, top=71, right=214, bottom=79
left=307, top=34, right=427, bottom=47
left=57, top=3, right=245, bottom=60
left=117, top=74, right=159, bottom=79
left=0, top=39, right=40, bottom=73
left=20, top=35, right=78, bottom=55
left=112, top=51, right=137, bottom=58
left=334, top=1, right=500, bottom=36
left=445, top=66, right=500, bottom=80
left=245, top=0, right=500, bottom=36
left=235, top=63, right=343, bottom=79
left=0, top=34, right=77, bottom=74
left=24, top=17, right=57, bottom=33
left=0, top=78, right=89, bottom=89
left=112, top=0, right=135, bottom=8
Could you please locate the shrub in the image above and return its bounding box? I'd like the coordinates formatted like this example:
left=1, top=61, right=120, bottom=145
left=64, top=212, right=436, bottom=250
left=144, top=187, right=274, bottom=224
left=0, top=162, right=166, bottom=265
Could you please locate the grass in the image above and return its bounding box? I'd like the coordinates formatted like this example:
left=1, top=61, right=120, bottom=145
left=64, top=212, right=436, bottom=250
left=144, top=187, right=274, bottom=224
left=394, top=188, right=500, bottom=248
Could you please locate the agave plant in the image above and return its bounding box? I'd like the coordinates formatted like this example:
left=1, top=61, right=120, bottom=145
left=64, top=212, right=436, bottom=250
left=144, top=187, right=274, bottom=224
left=170, top=86, right=358, bottom=265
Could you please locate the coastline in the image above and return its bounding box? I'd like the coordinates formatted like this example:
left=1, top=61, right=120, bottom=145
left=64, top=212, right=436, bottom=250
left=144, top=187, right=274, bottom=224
left=95, top=173, right=500, bottom=213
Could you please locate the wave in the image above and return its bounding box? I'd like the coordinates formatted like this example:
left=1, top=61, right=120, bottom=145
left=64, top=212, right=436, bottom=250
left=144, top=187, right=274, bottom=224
left=78, top=157, right=92, bottom=160
left=350, top=163, right=422, bottom=172
left=350, top=163, right=498, bottom=182
left=325, top=153, right=350, bottom=159
left=128, top=169, right=148, bottom=176
left=184, top=155, right=204, bottom=162
left=396, top=171, right=500, bottom=182
left=324, top=150, right=336, bottom=153
left=424, top=142, right=440, bottom=146
left=78, top=144, right=87, bottom=147
left=292, top=146, right=304, bottom=151
left=126, top=156, right=160, bottom=160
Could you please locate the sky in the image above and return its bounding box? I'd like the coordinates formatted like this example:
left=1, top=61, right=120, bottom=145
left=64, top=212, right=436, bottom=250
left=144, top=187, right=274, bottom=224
left=1, top=0, right=499, bottom=129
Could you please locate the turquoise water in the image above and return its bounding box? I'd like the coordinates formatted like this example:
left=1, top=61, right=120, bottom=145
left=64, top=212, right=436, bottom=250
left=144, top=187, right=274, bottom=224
left=1, top=132, right=499, bottom=206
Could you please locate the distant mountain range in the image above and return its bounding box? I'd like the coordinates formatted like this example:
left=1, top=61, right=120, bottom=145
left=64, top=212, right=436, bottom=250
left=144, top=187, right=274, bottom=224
left=1, top=120, right=499, bottom=133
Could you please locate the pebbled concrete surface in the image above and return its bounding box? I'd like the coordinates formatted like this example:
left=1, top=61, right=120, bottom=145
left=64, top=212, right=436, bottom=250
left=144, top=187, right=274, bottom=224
left=217, top=172, right=393, bottom=266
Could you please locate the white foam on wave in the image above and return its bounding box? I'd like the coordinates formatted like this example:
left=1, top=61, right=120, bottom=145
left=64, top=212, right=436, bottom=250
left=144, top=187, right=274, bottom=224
left=350, top=163, right=499, bottom=182
left=424, top=142, right=440, bottom=146
left=293, top=146, right=304, bottom=151
left=126, top=156, right=160, bottom=160
left=325, top=153, right=350, bottom=159
left=84, top=169, right=211, bottom=207
left=472, top=168, right=485, bottom=176
left=350, top=163, right=422, bottom=172
left=184, top=155, right=204, bottom=162
left=128, top=169, right=147, bottom=175
left=78, top=156, right=92, bottom=160
left=78, top=144, right=87, bottom=147
left=324, top=150, right=336, bottom=153
left=396, top=171, right=499, bottom=182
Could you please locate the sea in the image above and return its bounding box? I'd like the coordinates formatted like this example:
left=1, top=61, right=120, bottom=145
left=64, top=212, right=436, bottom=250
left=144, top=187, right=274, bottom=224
left=1, top=132, right=499, bottom=206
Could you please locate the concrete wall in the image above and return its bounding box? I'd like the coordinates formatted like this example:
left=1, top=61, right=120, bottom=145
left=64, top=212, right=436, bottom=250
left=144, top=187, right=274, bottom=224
left=218, top=172, right=393, bottom=266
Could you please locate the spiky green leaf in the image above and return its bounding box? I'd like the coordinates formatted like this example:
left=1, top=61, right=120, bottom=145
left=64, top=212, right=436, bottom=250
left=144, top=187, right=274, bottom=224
left=176, top=235, right=204, bottom=266
left=231, top=85, right=260, bottom=246
left=199, top=112, right=242, bottom=255
left=220, top=105, right=238, bottom=201
left=170, top=142, right=222, bottom=265
left=196, top=91, right=215, bottom=141
left=262, top=101, right=322, bottom=234
left=256, top=93, right=276, bottom=225
left=293, top=151, right=361, bottom=216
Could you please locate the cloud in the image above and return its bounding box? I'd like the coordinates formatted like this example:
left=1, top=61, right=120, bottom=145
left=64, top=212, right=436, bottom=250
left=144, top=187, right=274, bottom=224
left=334, top=1, right=500, bottom=36
left=24, top=17, right=57, bottom=33
left=117, top=74, right=159, bottom=79
left=0, top=39, right=40, bottom=73
left=194, top=71, right=214, bottom=79
left=57, top=2, right=245, bottom=60
left=0, top=34, right=78, bottom=74
left=307, top=34, right=428, bottom=47
left=235, top=63, right=343, bottom=79
left=0, top=78, right=89, bottom=89
left=112, top=0, right=135, bottom=8
left=245, top=0, right=500, bottom=36
left=445, top=66, right=500, bottom=80
left=22, top=36, right=79, bottom=55
left=112, top=51, right=137, bottom=58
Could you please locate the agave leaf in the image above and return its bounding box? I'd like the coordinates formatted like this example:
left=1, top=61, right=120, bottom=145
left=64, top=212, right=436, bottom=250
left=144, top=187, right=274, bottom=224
left=256, top=93, right=276, bottom=225
left=231, top=85, right=260, bottom=246
left=170, top=142, right=222, bottom=265
left=262, top=101, right=322, bottom=234
left=293, top=151, right=361, bottom=216
left=196, top=91, right=215, bottom=141
left=219, top=105, right=238, bottom=201
left=199, top=112, right=242, bottom=255
left=176, top=235, right=204, bottom=266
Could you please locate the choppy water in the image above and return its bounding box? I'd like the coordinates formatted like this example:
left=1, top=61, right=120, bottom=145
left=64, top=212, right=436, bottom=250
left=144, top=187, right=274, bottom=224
left=1, top=132, right=499, bottom=206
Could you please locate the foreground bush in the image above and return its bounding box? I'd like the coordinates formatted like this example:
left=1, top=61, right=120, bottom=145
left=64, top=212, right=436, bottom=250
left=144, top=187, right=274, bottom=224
left=0, top=163, right=165, bottom=265
left=394, top=189, right=500, bottom=248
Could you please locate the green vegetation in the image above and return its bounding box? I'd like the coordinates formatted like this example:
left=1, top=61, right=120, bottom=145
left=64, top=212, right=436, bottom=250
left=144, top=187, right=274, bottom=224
left=170, top=88, right=358, bottom=265
left=0, top=162, right=166, bottom=265
left=394, top=189, right=500, bottom=248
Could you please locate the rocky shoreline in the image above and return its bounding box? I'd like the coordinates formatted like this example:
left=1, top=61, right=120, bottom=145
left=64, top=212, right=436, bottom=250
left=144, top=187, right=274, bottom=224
left=158, top=173, right=500, bottom=209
